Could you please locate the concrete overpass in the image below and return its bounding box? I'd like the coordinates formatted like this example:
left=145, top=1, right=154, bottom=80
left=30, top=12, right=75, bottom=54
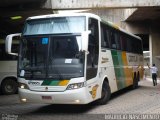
left=46, top=0, right=160, bottom=9
left=0, top=0, right=52, bottom=38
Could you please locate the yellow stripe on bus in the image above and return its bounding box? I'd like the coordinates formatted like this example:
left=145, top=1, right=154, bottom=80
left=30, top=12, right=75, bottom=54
left=121, top=52, right=132, bottom=86
left=58, top=80, right=69, bottom=86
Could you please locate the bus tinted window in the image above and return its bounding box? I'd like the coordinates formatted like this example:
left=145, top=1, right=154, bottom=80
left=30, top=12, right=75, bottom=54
left=115, top=32, right=121, bottom=50
left=126, top=37, right=131, bottom=52
left=120, top=34, right=127, bottom=51
left=87, top=18, right=99, bottom=80
left=110, top=30, right=120, bottom=50
left=110, top=30, right=116, bottom=49
left=100, top=22, right=142, bottom=54
left=101, top=23, right=110, bottom=48
left=137, top=39, right=143, bottom=54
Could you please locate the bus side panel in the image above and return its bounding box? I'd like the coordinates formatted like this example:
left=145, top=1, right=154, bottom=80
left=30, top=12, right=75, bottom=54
left=111, top=50, right=133, bottom=90
left=111, top=50, right=125, bottom=90
left=139, top=55, right=144, bottom=80
left=100, top=49, right=118, bottom=93
left=0, top=61, right=17, bottom=85
left=122, top=52, right=133, bottom=86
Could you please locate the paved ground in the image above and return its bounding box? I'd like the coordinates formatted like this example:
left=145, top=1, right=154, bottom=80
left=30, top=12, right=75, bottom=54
left=0, top=78, right=160, bottom=120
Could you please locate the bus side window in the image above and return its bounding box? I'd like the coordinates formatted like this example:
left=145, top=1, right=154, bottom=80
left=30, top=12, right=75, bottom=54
left=133, top=38, right=138, bottom=53
left=136, top=39, right=143, bottom=54
left=139, top=40, right=143, bottom=54
left=101, top=23, right=106, bottom=47
left=110, top=30, right=117, bottom=49
left=127, top=37, right=131, bottom=52
left=87, top=18, right=99, bottom=80
left=121, top=34, right=127, bottom=51
left=101, top=23, right=110, bottom=48
left=105, top=29, right=110, bottom=48
left=115, top=32, right=121, bottom=50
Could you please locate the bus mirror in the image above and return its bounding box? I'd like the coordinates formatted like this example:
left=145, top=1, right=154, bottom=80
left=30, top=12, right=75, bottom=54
left=5, top=33, right=21, bottom=56
left=81, top=30, right=91, bottom=52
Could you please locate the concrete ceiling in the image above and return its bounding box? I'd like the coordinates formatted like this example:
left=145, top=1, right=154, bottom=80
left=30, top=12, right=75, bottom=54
left=125, top=7, right=160, bottom=33
left=0, top=0, right=52, bottom=38
left=0, top=0, right=45, bottom=7
left=0, top=0, right=160, bottom=39
left=126, top=7, right=160, bottom=21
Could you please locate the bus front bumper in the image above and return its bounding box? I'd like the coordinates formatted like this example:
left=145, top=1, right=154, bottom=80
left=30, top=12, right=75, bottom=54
left=19, top=87, right=92, bottom=104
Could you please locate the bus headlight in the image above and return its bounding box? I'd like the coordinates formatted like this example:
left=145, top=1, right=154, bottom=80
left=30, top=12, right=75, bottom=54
left=18, top=82, right=29, bottom=89
left=66, top=82, right=86, bottom=90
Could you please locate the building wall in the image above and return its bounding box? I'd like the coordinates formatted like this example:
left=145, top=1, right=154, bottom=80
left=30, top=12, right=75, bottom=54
left=84, top=9, right=134, bottom=28
left=150, top=33, right=160, bottom=77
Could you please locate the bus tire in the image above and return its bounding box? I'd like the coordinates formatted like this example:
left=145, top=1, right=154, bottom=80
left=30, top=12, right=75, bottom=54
left=132, top=73, right=138, bottom=89
left=96, top=81, right=111, bottom=105
left=1, top=78, right=18, bottom=95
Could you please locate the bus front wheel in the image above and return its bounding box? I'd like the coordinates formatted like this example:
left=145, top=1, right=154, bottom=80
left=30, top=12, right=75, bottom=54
left=1, top=78, right=18, bottom=95
left=96, top=81, right=111, bottom=105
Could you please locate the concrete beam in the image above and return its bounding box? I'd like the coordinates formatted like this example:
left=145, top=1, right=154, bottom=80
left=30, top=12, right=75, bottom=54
left=47, top=0, right=160, bottom=10
left=0, top=0, right=45, bottom=7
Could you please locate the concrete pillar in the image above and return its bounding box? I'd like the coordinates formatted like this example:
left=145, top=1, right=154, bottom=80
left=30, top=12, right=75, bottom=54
left=150, top=33, right=160, bottom=76
left=149, top=33, right=152, bottom=69
left=149, top=21, right=160, bottom=76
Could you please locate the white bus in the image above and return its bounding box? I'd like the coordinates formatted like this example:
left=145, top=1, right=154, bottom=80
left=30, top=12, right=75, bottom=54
left=6, top=13, right=143, bottom=104
left=0, top=39, right=18, bottom=95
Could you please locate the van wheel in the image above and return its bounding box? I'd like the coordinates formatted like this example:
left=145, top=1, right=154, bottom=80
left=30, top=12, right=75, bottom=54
left=132, top=73, right=138, bottom=89
left=1, top=79, right=18, bottom=95
left=96, top=81, right=111, bottom=105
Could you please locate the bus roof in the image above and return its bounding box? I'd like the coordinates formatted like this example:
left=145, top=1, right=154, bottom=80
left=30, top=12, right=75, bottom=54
left=27, top=13, right=141, bottom=40
left=27, top=13, right=101, bottom=21
left=101, top=20, right=141, bottom=40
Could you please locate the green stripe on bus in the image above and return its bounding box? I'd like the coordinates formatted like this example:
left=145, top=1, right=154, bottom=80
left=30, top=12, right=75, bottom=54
left=111, top=50, right=126, bottom=90
left=42, top=80, right=59, bottom=86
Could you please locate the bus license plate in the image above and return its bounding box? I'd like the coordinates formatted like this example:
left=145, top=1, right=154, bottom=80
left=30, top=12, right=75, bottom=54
left=42, top=96, right=52, bottom=100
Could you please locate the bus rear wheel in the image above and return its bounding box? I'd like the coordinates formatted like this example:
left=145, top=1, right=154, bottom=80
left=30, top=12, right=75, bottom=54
left=96, top=81, right=111, bottom=105
left=1, top=78, right=18, bottom=95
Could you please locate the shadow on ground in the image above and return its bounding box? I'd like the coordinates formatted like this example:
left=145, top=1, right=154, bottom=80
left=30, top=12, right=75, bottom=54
left=28, top=104, right=97, bottom=114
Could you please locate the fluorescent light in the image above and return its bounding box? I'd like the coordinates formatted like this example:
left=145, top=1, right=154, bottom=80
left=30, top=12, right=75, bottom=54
left=11, top=16, right=22, bottom=20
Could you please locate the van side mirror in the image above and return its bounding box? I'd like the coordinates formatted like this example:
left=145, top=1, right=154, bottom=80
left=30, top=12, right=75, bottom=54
left=5, top=33, right=21, bottom=56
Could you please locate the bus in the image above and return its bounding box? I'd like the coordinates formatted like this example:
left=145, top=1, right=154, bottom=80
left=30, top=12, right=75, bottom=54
left=0, top=39, right=18, bottom=95
left=5, top=13, right=143, bottom=104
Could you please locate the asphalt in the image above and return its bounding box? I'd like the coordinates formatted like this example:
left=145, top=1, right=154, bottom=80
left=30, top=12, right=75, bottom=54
left=0, top=78, right=160, bottom=120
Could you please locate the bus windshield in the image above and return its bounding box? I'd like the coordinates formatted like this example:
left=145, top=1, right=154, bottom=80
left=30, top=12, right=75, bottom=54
left=18, top=34, right=85, bottom=79
left=23, top=16, right=86, bottom=35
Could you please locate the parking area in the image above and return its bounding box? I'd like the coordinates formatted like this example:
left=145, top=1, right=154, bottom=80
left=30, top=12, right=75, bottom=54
left=0, top=78, right=160, bottom=120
